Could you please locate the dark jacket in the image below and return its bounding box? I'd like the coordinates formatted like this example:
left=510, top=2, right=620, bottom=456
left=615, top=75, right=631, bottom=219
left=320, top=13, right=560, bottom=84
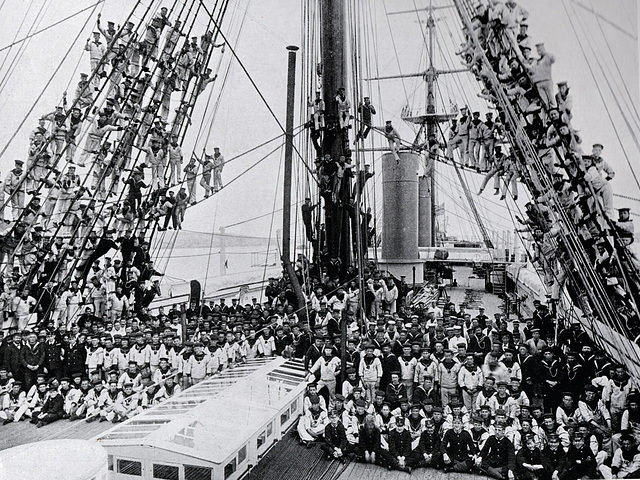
left=3, top=342, right=22, bottom=378
left=388, top=429, right=413, bottom=457
left=441, top=429, right=476, bottom=461
left=565, top=444, right=596, bottom=479
left=20, top=342, right=45, bottom=369
left=415, top=430, right=441, bottom=455
left=41, top=392, right=64, bottom=416
left=516, top=447, right=549, bottom=475
left=480, top=435, right=516, bottom=470
left=44, top=342, right=64, bottom=373
left=65, top=342, right=87, bottom=375
left=542, top=446, right=568, bottom=475
left=358, top=426, right=382, bottom=452
left=324, top=421, right=348, bottom=450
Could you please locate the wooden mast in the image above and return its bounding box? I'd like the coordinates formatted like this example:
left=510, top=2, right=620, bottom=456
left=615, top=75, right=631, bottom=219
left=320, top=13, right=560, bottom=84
left=320, top=0, right=351, bottom=280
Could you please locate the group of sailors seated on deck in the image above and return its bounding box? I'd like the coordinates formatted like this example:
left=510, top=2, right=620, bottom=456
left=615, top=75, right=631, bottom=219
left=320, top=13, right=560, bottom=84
left=0, top=283, right=329, bottom=429
left=291, top=284, right=640, bottom=479
left=0, top=7, right=227, bottom=297
left=449, top=1, right=640, bottom=339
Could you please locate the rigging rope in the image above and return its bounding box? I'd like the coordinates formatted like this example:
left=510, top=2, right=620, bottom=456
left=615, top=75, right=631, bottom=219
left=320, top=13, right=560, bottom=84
left=0, top=3, right=97, bottom=161
left=0, top=0, right=52, bottom=94
left=0, top=0, right=106, bottom=54
left=560, top=0, right=640, bottom=192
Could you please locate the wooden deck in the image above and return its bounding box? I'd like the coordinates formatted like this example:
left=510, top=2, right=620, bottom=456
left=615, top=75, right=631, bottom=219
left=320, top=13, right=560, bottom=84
left=246, top=429, right=485, bottom=480
left=335, top=462, right=485, bottom=480
left=0, top=415, right=111, bottom=450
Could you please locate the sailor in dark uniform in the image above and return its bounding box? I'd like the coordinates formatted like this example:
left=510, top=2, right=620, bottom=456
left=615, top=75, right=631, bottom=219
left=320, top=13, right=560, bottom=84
left=386, top=416, right=413, bottom=472
left=31, top=381, right=64, bottom=427
left=321, top=409, right=352, bottom=463
left=540, top=347, right=563, bottom=413
left=385, top=372, right=407, bottom=411
left=477, top=422, right=517, bottom=480
left=441, top=416, right=476, bottom=473
left=406, top=418, right=442, bottom=469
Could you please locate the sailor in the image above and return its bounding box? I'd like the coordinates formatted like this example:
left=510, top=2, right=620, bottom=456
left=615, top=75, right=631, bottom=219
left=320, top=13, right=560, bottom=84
left=441, top=415, right=476, bottom=473
left=308, top=90, right=325, bottom=137
left=542, top=433, right=569, bottom=479
left=161, top=19, right=184, bottom=63
left=211, top=147, right=224, bottom=192
left=321, top=409, right=352, bottom=462
left=31, top=381, right=64, bottom=427
left=528, top=42, right=556, bottom=108
left=4, top=160, right=25, bottom=221
left=555, top=80, right=573, bottom=124
left=500, top=151, right=519, bottom=200
left=437, top=348, right=461, bottom=406
left=145, top=138, right=166, bottom=189
left=301, top=197, right=319, bottom=243
left=298, top=394, right=329, bottom=446
left=335, top=87, right=351, bottom=130
left=447, top=106, right=471, bottom=164
left=602, top=364, right=638, bottom=433
left=84, top=31, right=106, bottom=90
left=517, top=22, right=532, bottom=52
left=459, top=353, right=484, bottom=413
left=175, top=44, right=194, bottom=91
left=476, top=422, right=516, bottom=480
left=196, top=67, right=217, bottom=96
left=387, top=416, right=413, bottom=472
left=72, top=72, right=94, bottom=110
left=591, top=142, right=615, bottom=180
left=478, top=145, right=507, bottom=195
left=406, top=417, right=442, bottom=469
left=404, top=403, right=425, bottom=448
left=182, top=156, right=198, bottom=205
left=399, top=344, right=417, bottom=401
left=0, top=381, right=25, bottom=423
left=583, top=153, right=614, bottom=218
left=78, top=113, right=121, bottom=167
left=83, top=379, right=109, bottom=422
left=96, top=14, right=117, bottom=59
left=468, top=111, right=483, bottom=170
left=379, top=120, right=401, bottom=163
left=118, top=360, right=144, bottom=392
left=355, top=96, right=376, bottom=142
left=113, top=381, right=141, bottom=423
left=616, top=207, right=634, bottom=237
left=196, top=150, right=214, bottom=198
left=40, top=105, right=67, bottom=162
left=481, top=112, right=496, bottom=171
left=308, top=345, right=341, bottom=404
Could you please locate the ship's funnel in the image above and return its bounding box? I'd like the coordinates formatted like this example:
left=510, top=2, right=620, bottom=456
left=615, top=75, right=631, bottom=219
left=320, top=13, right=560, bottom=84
left=379, top=152, right=424, bottom=281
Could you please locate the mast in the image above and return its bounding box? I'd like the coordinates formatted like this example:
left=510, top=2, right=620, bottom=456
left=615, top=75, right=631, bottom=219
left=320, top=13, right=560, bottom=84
left=422, top=6, right=437, bottom=248
left=281, top=45, right=306, bottom=313
left=373, top=3, right=465, bottom=249
left=320, top=0, right=351, bottom=279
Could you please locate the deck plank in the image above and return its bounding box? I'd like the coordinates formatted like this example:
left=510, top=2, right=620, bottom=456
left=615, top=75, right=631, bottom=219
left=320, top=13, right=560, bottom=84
left=0, top=416, right=111, bottom=451
left=334, top=462, right=485, bottom=480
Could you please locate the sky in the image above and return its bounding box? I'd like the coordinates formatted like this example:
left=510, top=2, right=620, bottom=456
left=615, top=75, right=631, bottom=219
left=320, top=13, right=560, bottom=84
left=0, top=0, right=637, bottom=248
